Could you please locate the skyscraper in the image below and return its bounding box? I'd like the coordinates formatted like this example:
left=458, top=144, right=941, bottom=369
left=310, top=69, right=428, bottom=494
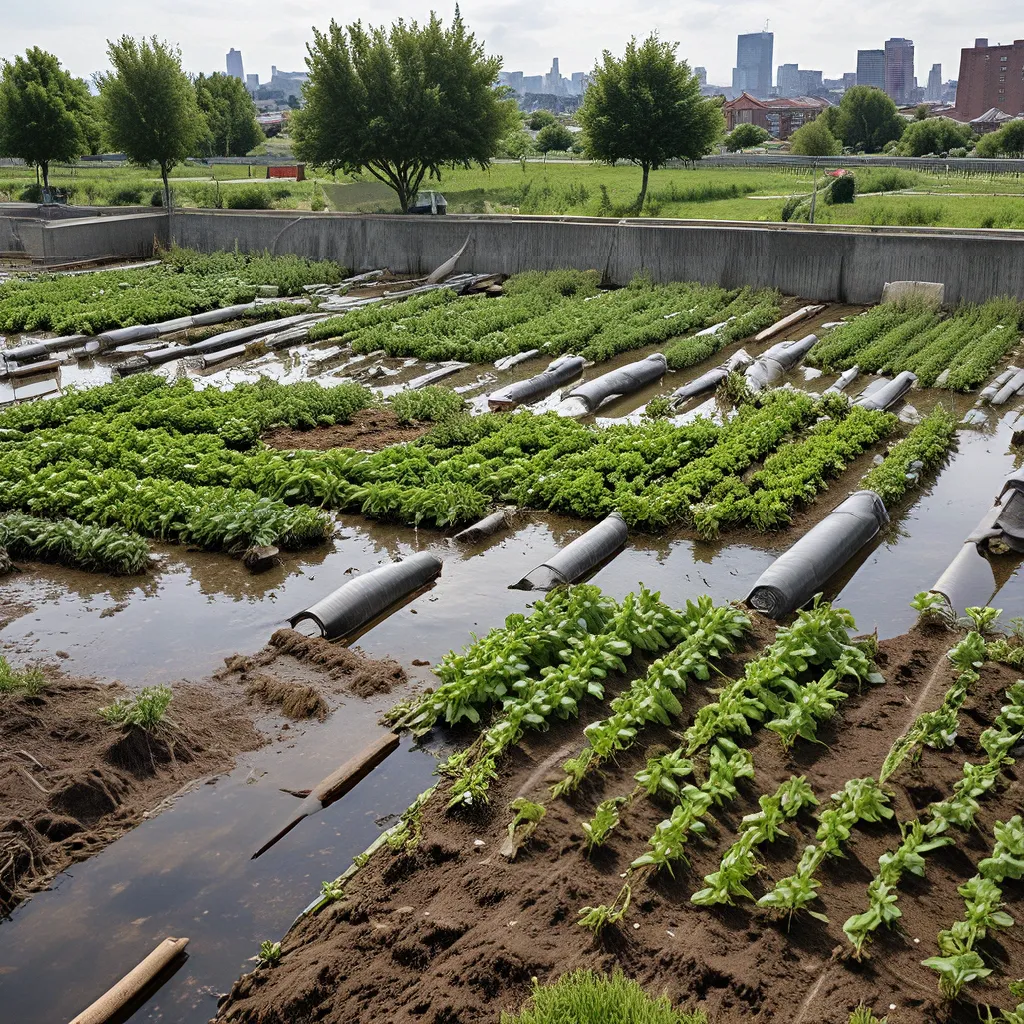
left=226, top=48, right=244, bottom=81
left=856, top=49, right=886, bottom=91
left=777, top=64, right=800, bottom=98
left=545, top=58, right=563, bottom=95
left=884, top=38, right=915, bottom=105
left=926, top=64, right=942, bottom=102
left=694, top=66, right=708, bottom=87
left=732, top=32, right=773, bottom=97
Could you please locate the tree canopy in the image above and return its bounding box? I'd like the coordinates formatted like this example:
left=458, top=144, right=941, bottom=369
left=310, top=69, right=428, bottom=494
left=97, top=37, right=207, bottom=207
left=195, top=73, right=264, bottom=157
left=788, top=118, right=842, bottom=156
left=578, top=34, right=723, bottom=212
left=726, top=123, right=771, bottom=151
left=293, top=12, right=517, bottom=212
left=975, top=121, right=1024, bottom=158
left=527, top=110, right=557, bottom=130
left=0, top=48, right=95, bottom=187
left=826, top=86, right=905, bottom=153
left=896, top=117, right=975, bottom=156
left=535, top=123, right=575, bottom=156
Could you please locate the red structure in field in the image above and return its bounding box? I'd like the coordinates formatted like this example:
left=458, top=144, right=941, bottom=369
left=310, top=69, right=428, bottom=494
left=267, top=164, right=306, bottom=181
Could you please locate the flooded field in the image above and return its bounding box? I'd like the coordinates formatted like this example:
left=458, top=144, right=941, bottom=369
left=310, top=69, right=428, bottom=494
left=3, top=259, right=1024, bottom=1023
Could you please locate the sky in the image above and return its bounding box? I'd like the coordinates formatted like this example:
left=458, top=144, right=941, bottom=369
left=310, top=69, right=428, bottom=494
left=0, top=0, right=1010, bottom=87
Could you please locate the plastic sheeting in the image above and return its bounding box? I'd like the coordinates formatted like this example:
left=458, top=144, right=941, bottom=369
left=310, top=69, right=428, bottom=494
left=991, top=367, right=1024, bottom=406
left=670, top=349, right=753, bottom=406
left=289, top=552, right=442, bottom=639
left=488, top=356, right=586, bottom=410
left=754, top=305, right=825, bottom=343
left=512, top=512, right=628, bottom=591
left=746, top=490, right=889, bottom=619
left=744, top=334, right=818, bottom=392
left=566, top=354, right=668, bottom=414
left=854, top=371, right=917, bottom=412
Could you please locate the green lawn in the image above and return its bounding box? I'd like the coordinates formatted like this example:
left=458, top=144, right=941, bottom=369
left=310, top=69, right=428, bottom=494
left=3, top=158, right=1024, bottom=227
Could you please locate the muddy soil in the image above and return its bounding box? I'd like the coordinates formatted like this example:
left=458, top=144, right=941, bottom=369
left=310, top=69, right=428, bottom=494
left=0, top=669, right=263, bottom=916
left=214, top=622, right=1024, bottom=1024
left=261, top=408, right=430, bottom=452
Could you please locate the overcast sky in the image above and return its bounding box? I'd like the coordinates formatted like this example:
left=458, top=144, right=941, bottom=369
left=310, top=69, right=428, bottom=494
left=0, top=0, right=1006, bottom=87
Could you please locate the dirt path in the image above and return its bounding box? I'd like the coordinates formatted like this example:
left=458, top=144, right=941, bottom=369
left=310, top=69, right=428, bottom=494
left=213, top=621, right=1024, bottom=1024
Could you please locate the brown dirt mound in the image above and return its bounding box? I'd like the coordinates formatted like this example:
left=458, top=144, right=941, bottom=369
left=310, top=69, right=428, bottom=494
left=267, top=628, right=407, bottom=697
left=0, top=673, right=263, bottom=916
left=245, top=673, right=329, bottom=721
left=261, top=407, right=430, bottom=452
left=213, top=621, right=1023, bottom=1024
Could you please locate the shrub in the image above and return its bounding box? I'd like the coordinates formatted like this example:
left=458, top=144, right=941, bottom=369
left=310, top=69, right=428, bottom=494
left=19, top=184, right=43, bottom=203
left=108, top=185, right=147, bottom=205
left=99, top=685, right=173, bottom=730
left=501, top=969, right=707, bottom=1024
left=225, top=185, right=274, bottom=210
left=855, top=168, right=921, bottom=194
left=826, top=174, right=856, bottom=205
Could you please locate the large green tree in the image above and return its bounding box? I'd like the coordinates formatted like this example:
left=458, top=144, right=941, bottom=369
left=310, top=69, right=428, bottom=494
left=830, top=86, right=906, bottom=153
left=535, top=123, right=574, bottom=158
left=97, top=37, right=208, bottom=208
left=975, top=121, right=1024, bottom=158
left=788, top=118, right=842, bottom=156
left=578, top=34, right=723, bottom=213
left=896, top=117, right=974, bottom=156
left=293, top=12, right=517, bottom=212
left=726, top=123, right=771, bottom=151
left=194, top=73, right=264, bottom=157
left=0, top=48, right=95, bottom=187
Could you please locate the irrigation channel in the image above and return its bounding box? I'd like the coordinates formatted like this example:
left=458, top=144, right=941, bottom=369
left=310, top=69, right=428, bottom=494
left=2, top=264, right=1024, bottom=1023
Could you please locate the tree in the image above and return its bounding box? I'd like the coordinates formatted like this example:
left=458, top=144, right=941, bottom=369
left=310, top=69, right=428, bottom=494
left=527, top=109, right=557, bottom=130
left=0, top=48, right=95, bottom=187
left=98, top=37, right=207, bottom=208
left=726, top=123, right=771, bottom=151
left=831, top=86, right=905, bottom=153
left=194, top=73, right=264, bottom=157
left=975, top=121, right=1024, bottom=158
left=293, top=13, right=517, bottom=213
left=497, top=127, right=534, bottom=167
left=788, top=118, right=842, bottom=156
left=579, top=34, right=723, bottom=213
left=535, top=123, right=574, bottom=159
left=896, top=117, right=974, bottom=156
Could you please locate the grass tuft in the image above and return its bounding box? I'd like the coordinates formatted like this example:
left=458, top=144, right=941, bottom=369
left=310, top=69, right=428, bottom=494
left=99, top=685, right=173, bottom=730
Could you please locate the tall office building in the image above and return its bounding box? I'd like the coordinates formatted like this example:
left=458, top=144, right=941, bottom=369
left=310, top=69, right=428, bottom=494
left=777, top=63, right=800, bottom=97
left=226, top=48, right=244, bottom=80
left=732, top=31, right=773, bottom=97
left=694, top=66, right=708, bottom=87
left=245, top=73, right=259, bottom=94
left=884, top=38, right=915, bottom=104
left=955, top=38, right=1024, bottom=119
left=925, top=63, right=942, bottom=102
left=856, top=49, right=885, bottom=91
left=545, top=58, right=563, bottom=95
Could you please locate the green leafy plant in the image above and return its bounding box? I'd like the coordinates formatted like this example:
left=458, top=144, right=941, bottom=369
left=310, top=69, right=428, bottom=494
left=0, top=657, right=46, bottom=696
left=577, top=882, right=631, bottom=935
left=98, top=685, right=173, bottom=730
left=922, top=951, right=992, bottom=1001
left=582, top=797, right=629, bottom=851
left=255, top=939, right=282, bottom=967
left=849, top=1006, right=888, bottom=1024
left=385, top=786, right=435, bottom=852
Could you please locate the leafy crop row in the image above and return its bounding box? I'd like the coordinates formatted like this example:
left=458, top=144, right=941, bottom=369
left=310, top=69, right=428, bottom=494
left=308, top=271, right=778, bottom=364
left=809, top=298, right=1024, bottom=390
left=0, top=512, right=150, bottom=575
left=0, top=248, right=341, bottom=335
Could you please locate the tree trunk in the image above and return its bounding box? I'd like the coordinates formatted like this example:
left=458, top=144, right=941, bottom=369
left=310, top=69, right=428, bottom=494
left=162, top=165, right=171, bottom=211
left=41, top=162, right=49, bottom=189
left=636, top=163, right=651, bottom=215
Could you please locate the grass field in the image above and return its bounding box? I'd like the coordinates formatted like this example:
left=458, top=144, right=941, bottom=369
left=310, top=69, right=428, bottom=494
left=3, top=158, right=1024, bottom=227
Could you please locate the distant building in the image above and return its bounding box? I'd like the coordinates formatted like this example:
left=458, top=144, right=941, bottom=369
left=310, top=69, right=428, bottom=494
left=694, top=66, right=708, bottom=87
left=732, top=32, right=774, bottom=98
left=856, top=49, right=885, bottom=92
left=521, top=75, right=543, bottom=93
left=777, top=64, right=801, bottom=97
left=226, top=48, right=244, bottom=81
left=722, top=92, right=829, bottom=140
left=245, top=73, right=259, bottom=94
left=571, top=71, right=589, bottom=95
left=884, top=38, right=915, bottom=105
left=843, top=72, right=858, bottom=90
left=955, top=38, right=1024, bottom=120
left=925, top=63, right=942, bottom=102
left=545, top=58, right=562, bottom=96
left=270, top=66, right=308, bottom=102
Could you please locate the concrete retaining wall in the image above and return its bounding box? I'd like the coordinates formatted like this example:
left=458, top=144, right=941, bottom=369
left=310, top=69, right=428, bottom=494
left=171, top=209, right=1024, bottom=305
left=40, top=212, right=168, bottom=265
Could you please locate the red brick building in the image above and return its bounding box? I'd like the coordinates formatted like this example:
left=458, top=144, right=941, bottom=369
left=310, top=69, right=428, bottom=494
left=955, top=38, right=1024, bottom=120
left=722, top=93, right=829, bottom=141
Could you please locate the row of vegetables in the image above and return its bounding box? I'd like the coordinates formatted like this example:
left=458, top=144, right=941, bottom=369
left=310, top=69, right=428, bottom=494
left=385, top=586, right=1024, bottom=1013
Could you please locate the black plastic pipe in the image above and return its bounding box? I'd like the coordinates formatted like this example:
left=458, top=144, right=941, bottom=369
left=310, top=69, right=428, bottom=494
left=670, top=349, right=753, bottom=406
left=854, top=371, right=917, bottom=412
left=744, top=334, right=818, bottom=392
left=512, top=512, right=628, bottom=591
left=289, top=552, right=442, bottom=640
left=747, top=490, right=889, bottom=619
left=487, top=356, right=586, bottom=411
left=566, top=354, right=668, bottom=414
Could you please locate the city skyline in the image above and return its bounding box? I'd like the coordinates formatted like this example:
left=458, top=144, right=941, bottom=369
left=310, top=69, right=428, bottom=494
left=0, top=0, right=1005, bottom=93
